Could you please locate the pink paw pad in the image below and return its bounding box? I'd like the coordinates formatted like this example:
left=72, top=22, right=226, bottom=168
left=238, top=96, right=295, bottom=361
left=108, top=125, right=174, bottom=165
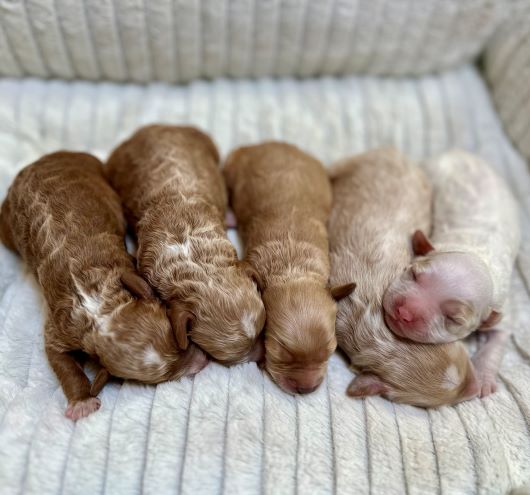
left=65, top=397, right=101, bottom=420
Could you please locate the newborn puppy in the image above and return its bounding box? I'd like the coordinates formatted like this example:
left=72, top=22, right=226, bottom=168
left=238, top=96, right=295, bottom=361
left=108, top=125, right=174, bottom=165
left=329, top=148, right=479, bottom=407
left=0, top=152, right=207, bottom=420
left=383, top=150, right=520, bottom=395
left=107, top=125, right=265, bottom=364
left=224, top=142, right=354, bottom=395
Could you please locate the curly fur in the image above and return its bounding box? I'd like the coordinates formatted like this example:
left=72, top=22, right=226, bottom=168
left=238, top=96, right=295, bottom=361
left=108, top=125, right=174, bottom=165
left=106, top=125, right=265, bottom=364
left=0, top=152, right=206, bottom=418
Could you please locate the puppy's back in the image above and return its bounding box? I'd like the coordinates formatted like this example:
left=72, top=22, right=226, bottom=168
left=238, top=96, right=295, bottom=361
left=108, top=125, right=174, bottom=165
left=106, top=125, right=225, bottom=222
left=1, top=151, right=124, bottom=269
left=329, top=147, right=432, bottom=303
left=224, top=141, right=332, bottom=226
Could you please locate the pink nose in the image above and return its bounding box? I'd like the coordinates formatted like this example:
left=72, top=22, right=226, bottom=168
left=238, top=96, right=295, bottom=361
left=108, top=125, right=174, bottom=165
left=396, top=305, right=414, bottom=323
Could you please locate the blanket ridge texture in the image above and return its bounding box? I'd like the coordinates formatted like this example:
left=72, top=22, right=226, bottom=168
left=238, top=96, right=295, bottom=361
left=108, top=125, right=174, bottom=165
left=0, top=66, right=530, bottom=494
left=0, top=0, right=514, bottom=82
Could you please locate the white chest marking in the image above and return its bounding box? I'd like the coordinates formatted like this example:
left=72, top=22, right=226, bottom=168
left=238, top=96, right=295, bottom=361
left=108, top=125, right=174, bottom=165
left=166, top=240, right=191, bottom=258
left=74, top=281, right=113, bottom=336
left=442, top=364, right=460, bottom=390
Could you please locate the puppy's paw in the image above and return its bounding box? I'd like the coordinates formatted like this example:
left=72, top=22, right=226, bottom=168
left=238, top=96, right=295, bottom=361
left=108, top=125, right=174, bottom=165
left=65, top=397, right=101, bottom=420
left=346, top=373, right=388, bottom=398
left=478, top=375, right=497, bottom=398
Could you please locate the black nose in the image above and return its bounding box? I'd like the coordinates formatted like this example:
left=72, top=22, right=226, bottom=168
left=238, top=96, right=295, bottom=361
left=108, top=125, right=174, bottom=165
left=296, top=385, right=319, bottom=395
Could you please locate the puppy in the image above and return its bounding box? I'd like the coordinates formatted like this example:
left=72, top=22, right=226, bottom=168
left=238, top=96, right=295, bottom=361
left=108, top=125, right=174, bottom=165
left=106, top=125, right=265, bottom=364
left=382, top=150, right=520, bottom=395
left=329, top=148, right=479, bottom=407
left=0, top=152, right=207, bottom=420
left=224, top=142, right=354, bottom=395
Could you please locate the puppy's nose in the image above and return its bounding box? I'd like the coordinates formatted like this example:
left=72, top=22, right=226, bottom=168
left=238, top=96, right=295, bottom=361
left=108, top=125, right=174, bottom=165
left=296, top=385, right=319, bottom=394
left=396, top=305, right=414, bottom=323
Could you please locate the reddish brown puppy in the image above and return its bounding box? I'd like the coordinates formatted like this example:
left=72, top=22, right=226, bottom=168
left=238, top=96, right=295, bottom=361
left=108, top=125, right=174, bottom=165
left=107, top=125, right=265, bottom=365
left=0, top=152, right=207, bottom=420
left=224, top=142, right=354, bottom=395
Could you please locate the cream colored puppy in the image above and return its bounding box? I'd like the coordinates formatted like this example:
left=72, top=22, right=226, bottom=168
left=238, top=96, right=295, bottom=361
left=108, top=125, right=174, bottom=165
left=330, top=148, right=479, bottom=407
left=383, top=150, right=520, bottom=396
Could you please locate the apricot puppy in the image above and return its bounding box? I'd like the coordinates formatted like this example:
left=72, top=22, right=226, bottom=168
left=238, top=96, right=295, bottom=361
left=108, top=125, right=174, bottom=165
left=224, top=142, right=354, bottom=395
left=329, top=148, right=478, bottom=407
left=107, top=125, right=265, bottom=364
left=0, top=152, right=207, bottom=420
left=383, top=150, right=520, bottom=396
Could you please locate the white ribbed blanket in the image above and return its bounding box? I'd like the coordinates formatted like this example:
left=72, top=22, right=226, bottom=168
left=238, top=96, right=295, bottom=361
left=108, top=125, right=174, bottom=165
left=0, top=65, right=529, bottom=494
left=0, top=0, right=512, bottom=81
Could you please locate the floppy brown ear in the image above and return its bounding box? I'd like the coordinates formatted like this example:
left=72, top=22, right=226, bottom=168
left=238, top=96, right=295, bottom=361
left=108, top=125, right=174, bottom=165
left=346, top=373, right=389, bottom=398
left=412, top=230, right=434, bottom=256
left=168, top=302, right=194, bottom=350
left=238, top=260, right=263, bottom=290
left=121, top=271, right=155, bottom=299
left=480, top=310, right=502, bottom=330
left=330, top=282, right=356, bottom=301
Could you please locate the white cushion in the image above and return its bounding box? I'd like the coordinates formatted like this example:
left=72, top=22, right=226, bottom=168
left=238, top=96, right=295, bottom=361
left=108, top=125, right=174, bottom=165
left=0, top=66, right=529, bottom=494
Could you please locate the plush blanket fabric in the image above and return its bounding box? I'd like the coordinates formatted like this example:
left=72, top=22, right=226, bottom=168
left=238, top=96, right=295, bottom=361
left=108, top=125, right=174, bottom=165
left=0, top=0, right=513, bottom=82
left=0, top=65, right=529, bottom=494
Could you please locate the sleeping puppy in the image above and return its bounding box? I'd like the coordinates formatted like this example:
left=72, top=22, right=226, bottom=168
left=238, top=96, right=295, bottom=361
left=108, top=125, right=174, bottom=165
left=224, top=142, right=354, bottom=395
left=106, top=125, right=265, bottom=365
left=329, top=148, right=479, bottom=407
left=0, top=152, right=207, bottom=420
left=382, top=150, right=520, bottom=396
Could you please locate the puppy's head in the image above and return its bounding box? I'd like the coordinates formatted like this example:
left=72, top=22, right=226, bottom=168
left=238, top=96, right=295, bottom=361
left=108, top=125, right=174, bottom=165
left=349, top=340, right=479, bottom=408
left=168, top=262, right=266, bottom=365
left=95, top=271, right=208, bottom=383
left=382, top=230, right=499, bottom=344
left=263, top=280, right=354, bottom=394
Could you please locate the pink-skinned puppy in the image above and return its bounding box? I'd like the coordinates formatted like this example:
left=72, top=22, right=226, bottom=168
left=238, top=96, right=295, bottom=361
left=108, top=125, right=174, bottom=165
left=383, top=150, right=520, bottom=396
left=329, top=148, right=479, bottom=407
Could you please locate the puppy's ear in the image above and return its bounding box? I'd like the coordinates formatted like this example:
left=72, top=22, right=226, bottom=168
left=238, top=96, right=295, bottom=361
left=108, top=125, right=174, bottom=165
left=330, top=282, right=356, bottom=301
left=238, top=260, right=263, bottom=290
left=346, top=373, right=389, bottom=397
left=168, top=301, right=194, bottom=350
left=412, top=230, right=434, bottom=256
left=479, top=310, right=501, bottom=330
left=121, top=271, right=155, bottom=300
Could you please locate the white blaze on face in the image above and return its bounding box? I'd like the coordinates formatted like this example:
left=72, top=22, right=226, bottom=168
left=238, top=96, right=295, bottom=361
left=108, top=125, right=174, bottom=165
left=143, top=344, right=164, bottom=367
left=241, top=312, right=257, bottom=338
left=442, top=364, right=461, bottom=390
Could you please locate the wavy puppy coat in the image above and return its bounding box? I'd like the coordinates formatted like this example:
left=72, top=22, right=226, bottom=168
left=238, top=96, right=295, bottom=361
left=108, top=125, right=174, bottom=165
left=107, top=125, right=265, bottom=364
left=383, top=150, right=520, bottom=396
left=329, top=148, right=478, bottom=407
left=224, top=142, right=354, bottom=395
left=0, top=152, right=207, bottom=420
